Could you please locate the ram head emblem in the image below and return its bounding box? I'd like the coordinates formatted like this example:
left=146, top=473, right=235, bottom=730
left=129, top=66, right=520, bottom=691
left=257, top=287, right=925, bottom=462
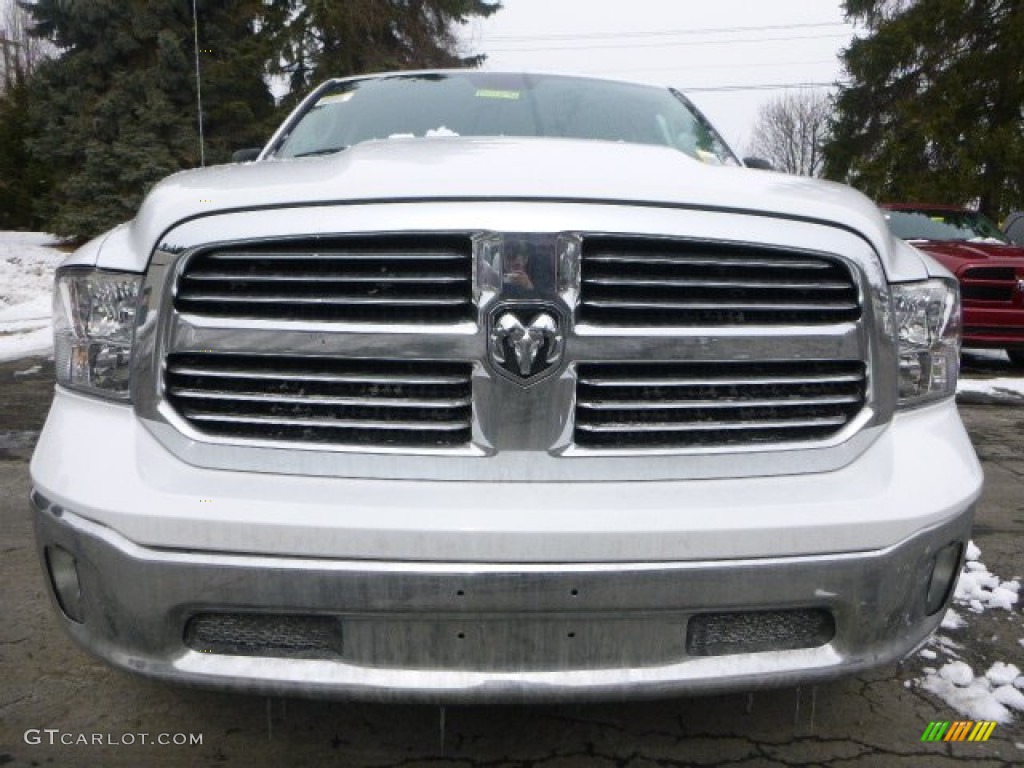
left=489, top=310, right=564, bottom=382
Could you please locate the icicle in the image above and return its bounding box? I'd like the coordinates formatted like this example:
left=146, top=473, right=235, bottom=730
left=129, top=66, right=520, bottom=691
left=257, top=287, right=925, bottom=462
left=809, top=686, right=817, bottom=733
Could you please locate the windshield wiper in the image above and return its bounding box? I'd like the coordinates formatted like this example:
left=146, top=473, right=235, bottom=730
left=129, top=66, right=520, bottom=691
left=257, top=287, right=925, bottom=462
left=292, top=145, right=349, bottom=158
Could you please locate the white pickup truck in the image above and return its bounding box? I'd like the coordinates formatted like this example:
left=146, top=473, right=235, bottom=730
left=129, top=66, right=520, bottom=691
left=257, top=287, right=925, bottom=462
left=31, top=71, right=982, bottom=701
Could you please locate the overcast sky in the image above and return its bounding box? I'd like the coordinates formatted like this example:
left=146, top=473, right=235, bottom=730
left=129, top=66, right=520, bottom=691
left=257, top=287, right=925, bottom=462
left=460, top=0, right=858, bottom=153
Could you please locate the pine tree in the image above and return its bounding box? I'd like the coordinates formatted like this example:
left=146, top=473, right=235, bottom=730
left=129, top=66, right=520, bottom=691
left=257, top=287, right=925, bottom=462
left=0, top=66, right=51, bottom=230
left=824, top=0, right=1024, bottom=218
left=270, top=0, right=501, bottom=107
left=24, top=0, right=276, bottom=240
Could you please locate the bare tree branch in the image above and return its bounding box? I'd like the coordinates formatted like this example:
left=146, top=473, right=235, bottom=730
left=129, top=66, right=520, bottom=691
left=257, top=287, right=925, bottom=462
left=1, top=0, right=53, bottom=90
left=747, top=90, right=833, bottom=177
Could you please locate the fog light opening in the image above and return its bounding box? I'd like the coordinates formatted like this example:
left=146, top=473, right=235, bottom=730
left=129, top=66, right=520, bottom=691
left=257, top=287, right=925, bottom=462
left=45, top=545, right=83, bottom=623
left=926, top=542, right=963, bottom=616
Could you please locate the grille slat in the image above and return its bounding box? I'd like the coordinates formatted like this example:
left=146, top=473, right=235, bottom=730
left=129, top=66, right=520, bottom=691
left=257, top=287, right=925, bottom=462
left=172, top=388, right=472, bottom=409
left=580, top=238, right=860, bottom=326
left=179, top=292, right=468, bottom=307
left=574, top=361, right=866, bottom=449
left=587, top=276, right=853, bottom=291
left=183, top=411, right=471, bottom=432
left=203, top=249, right=466, bottom=262
left=166, top=353, right=473, bottom=448
left=576, top=416, right=849, bottom=433
left=578, top=394, right=862, bottom=410
left=584, top=299, right=859, bottom=313
left=184, top=272, right=465, bottom=284
left=174, top=236, right=473, bottom=323
left=579, top=372, right=865, bottom=387
left=586, top=254, right=832, bottom=270
left=167, top=363, right=465, bottom=385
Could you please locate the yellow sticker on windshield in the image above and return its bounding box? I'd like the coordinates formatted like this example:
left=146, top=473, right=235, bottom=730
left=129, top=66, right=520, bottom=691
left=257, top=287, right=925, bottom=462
left=316, top=92, right=354, bottom=106
left=475, top=89, right=520, bottom=100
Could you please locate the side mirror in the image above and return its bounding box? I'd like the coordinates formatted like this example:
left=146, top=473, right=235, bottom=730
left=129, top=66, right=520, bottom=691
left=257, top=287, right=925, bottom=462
left=232, top=148, right=262, bottom=163
left=743, top=156, right=774, bottom=171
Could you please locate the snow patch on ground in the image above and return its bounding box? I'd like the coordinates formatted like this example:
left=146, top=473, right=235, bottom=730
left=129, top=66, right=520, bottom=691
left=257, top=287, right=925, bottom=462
left=955, top=559, right=1020, bottom=613
left=0, top=232, right=65, bottom=362
left=987, top=662, right=1022, bottom=686
left=957, top=377, right=1024, bottom=400
left=941, top=609, right=966, bottom=630
left=915, top=541, right=1024, bottom=723
left=921, top=662, right=1018, bottom=723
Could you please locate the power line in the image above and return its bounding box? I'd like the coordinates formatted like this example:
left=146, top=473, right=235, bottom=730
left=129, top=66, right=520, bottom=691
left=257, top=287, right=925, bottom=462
left=589, top=59, right=842, bottom=76
left=483, top=21, right=851, bottom=43
left=682, top=81, right=846, bottom=93
left=487, top=32, right=855, bottom=54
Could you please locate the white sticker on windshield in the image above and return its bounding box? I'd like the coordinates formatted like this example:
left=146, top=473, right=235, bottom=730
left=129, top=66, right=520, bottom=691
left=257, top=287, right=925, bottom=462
left=425, top=126, right=459, bottom=137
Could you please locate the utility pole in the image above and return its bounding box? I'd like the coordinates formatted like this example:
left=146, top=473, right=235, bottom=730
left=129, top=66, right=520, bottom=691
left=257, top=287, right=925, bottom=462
left=191, top=0, right=205, bottom=166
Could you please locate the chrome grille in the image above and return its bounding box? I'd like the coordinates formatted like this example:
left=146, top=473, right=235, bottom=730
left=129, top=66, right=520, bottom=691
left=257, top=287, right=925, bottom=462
left=579, top=237, right=860, bottom=326
left=174, top=235, right=473, bottom=323
left=574, top=361, right=866, bottom=449
left=165, top=353, right=473, bottom=448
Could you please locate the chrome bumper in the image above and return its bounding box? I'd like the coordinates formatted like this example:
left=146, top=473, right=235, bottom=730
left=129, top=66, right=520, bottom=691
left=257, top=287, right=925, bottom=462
left=33, top=493, right=972, bottom=703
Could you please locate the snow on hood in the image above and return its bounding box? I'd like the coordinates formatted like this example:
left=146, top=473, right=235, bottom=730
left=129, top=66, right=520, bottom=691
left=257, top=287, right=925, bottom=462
left=126, top=136, right=894, bottom=260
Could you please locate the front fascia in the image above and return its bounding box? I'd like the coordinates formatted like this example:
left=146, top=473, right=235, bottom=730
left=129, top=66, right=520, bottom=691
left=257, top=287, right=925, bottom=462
left=131, top=200, right=897, bottom=482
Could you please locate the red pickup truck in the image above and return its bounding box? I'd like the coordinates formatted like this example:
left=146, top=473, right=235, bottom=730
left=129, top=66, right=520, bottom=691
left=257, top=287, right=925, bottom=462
left=882, top=203, right=1024, bottom=366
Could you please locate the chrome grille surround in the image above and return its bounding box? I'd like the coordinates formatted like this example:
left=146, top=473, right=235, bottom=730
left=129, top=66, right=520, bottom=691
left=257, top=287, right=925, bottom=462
left=132, top=201, right=896, bottom=482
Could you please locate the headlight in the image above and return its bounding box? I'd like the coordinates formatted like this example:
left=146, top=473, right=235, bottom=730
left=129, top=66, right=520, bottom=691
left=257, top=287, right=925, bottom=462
left=893, top=278, right=960, bottom=408
left=53, top=268, right=142, bottom=400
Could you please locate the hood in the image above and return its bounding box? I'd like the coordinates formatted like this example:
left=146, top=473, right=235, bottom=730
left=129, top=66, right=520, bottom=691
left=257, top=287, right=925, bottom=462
left=129, top=136, right=895, bottom=265
left=911, top=239, right=1024, bottom=264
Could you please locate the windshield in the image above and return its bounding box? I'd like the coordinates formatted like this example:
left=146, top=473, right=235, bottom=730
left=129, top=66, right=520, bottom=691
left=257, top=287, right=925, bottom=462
left=883, top=207, right=1009, bottom=244
left=273, top=72, right=739, bottom=165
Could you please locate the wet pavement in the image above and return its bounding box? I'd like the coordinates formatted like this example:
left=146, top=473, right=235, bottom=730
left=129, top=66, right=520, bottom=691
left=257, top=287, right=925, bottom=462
left=1, top=354, right=1022, bottom=767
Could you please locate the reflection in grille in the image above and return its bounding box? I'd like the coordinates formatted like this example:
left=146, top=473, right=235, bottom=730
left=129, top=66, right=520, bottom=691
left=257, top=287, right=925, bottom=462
left=165, top=353, right=473, bottom=448
left=185, top=613, right=343, bottom=659
left=960, top=266, right=1019, bottom=303
left=686, top=609, right=835, bottom=656
left=174, top=235, right=473, bottom=323
left=574, top=361, right=866, bottom=449
left=579, top=237, right=860, bottom=326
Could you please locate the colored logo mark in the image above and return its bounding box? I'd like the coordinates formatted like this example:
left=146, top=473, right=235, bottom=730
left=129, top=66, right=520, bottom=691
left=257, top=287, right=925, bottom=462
left=920, top=720, right=997, bottom=742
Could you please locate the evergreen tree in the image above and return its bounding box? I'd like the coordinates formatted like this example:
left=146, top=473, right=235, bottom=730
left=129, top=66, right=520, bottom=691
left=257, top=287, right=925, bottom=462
left=824, top=0, right=1024, bottom=218
left=23, top=0, right=276, bottom=240
left=0, top=66, right=51, bottom=229
left=270, top=0, right=501, bottom=107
